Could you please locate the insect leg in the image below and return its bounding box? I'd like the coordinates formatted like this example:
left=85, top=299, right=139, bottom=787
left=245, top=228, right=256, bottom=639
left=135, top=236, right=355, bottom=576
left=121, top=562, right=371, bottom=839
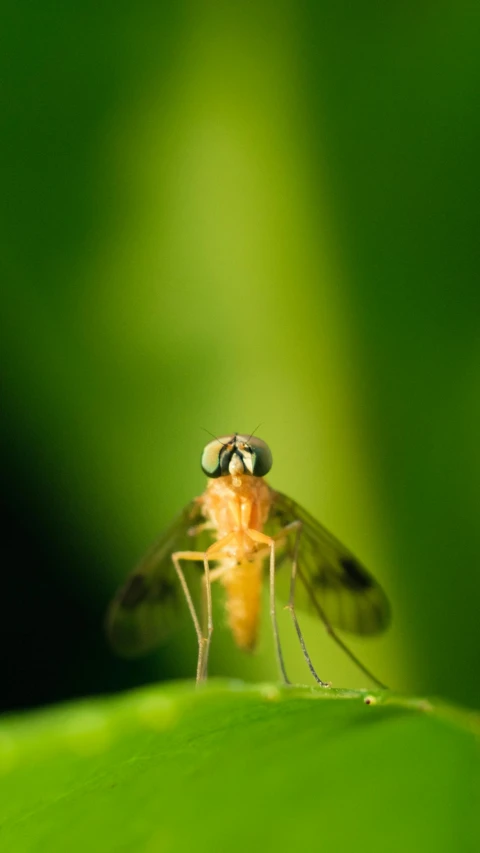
left=199, top=565, right=227, bottom=681
left=282, top=521, right=330, bottom=687
left=297, top=565, right=389, bottom=690
left=171, top=550, right=213, bottom=685
left=197, top=555, right=214, bottom=682
left=187, top=521, right=215, bottom=537
left=247, top=529, right=290, bottom=685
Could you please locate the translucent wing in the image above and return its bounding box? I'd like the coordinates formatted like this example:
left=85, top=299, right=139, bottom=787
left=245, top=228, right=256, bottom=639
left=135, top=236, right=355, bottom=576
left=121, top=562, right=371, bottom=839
left=106, top=499, right=211, bottom=658
left=265, top=490, right=391, bottom=635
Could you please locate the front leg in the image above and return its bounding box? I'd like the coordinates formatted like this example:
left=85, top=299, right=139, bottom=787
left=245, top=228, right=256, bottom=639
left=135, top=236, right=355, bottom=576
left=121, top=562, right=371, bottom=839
left=171, top=550, right=213, bottom=685
left=247, top=529, right=290, bottom=685
left=199, top=565, right=226, bottom=681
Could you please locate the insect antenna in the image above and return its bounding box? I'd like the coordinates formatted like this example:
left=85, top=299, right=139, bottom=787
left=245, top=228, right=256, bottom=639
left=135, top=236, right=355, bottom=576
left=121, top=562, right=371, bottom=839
left=200, top=428, right=227, bottom=446
left=246, top=423, right=263, bottom=443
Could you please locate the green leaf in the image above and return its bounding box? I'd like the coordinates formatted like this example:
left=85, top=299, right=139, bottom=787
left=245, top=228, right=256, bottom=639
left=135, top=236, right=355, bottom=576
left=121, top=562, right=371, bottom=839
left=0, top=681, right=478, bottom=852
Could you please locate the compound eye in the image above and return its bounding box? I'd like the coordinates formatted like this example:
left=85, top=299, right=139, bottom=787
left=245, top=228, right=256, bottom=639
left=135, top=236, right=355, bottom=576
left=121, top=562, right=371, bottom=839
left=240, top=436, right=273, bottom=477
left=251, top=438, right=273, bottom=476
left=201, top=439, right=224, bottom=477
left=201, top=436, right=236, bottom=478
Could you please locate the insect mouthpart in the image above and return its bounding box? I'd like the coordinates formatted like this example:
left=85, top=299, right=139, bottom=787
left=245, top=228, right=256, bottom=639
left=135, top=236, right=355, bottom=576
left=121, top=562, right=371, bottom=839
left=228, top=452, right=248, bottom=476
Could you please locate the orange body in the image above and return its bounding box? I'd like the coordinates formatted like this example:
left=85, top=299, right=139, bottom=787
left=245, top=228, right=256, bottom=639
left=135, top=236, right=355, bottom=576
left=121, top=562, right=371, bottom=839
left=200, top=474, right=273, bottom=650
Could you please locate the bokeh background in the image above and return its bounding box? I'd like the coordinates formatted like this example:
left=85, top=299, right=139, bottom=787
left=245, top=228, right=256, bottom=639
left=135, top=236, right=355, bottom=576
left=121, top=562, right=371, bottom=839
left=2, top=2, right=480, bottom=714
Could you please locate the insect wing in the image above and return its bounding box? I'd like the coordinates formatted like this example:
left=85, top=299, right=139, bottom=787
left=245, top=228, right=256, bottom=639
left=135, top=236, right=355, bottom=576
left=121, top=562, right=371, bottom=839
left=106, top=499, right=210, bottom=657
left=266, top=490, right=391, bottom=635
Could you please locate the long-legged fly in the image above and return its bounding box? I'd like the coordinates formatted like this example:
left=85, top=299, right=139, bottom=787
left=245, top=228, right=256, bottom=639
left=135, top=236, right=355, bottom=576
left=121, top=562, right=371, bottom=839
left=107, top=434, right=390, bottom=687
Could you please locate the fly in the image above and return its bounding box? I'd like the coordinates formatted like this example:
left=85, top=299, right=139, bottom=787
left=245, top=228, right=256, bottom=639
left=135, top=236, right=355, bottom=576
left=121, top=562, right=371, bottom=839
left=107, top=434, right=390, bottom=687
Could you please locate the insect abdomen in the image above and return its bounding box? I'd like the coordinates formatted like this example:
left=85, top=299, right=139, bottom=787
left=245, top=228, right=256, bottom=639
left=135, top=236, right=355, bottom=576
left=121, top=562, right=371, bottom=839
left=221, top=558, right=263, bottom=651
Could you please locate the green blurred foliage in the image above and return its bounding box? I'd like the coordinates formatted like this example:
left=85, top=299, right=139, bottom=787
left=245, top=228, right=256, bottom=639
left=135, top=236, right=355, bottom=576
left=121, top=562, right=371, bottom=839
left=1, top=2, right=480, bottom=708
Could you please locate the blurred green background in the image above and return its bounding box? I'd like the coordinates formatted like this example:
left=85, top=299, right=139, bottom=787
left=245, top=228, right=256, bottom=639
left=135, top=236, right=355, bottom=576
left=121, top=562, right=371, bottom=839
left=1, top=1, right=479, bottom=713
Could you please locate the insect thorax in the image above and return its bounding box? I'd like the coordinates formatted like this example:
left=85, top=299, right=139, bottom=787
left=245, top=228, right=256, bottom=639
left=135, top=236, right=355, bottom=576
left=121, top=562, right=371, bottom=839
left=202, top=475, right=272, bottom=540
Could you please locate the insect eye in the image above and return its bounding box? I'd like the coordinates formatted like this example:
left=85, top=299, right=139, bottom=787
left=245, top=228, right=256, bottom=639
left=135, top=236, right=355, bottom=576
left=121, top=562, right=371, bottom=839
left=247, top=437, right=273, bottom=477
left=201, top=440, right=224, bottom=478
left=201, top=436, right=237, bottom=478
left=201, top=435, right=273, bottom=478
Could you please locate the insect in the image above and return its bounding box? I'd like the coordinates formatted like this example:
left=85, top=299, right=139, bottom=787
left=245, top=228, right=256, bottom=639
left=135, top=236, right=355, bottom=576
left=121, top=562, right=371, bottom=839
left=107, top=433, right=390, bottom=687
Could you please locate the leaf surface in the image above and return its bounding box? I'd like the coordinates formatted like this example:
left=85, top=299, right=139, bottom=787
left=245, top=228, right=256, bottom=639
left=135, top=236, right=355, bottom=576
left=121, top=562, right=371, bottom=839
left=0, top=681, right=478, bottom=853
